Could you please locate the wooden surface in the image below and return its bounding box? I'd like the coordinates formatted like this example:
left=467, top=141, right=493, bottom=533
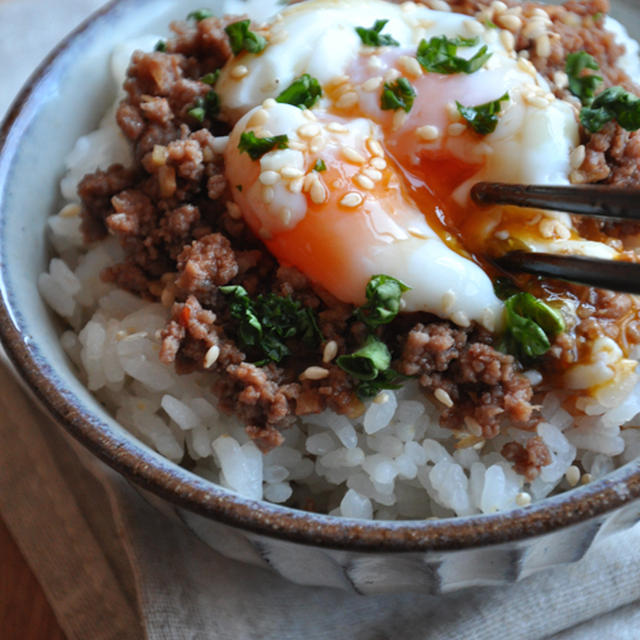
left=0, top=516, right=67, bottom=640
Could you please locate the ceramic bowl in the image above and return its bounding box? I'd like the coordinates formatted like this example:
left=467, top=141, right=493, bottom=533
left=1, top=0, right=640, bottom=595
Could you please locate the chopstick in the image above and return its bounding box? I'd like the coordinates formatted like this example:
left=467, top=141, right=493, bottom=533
left=471, top=182, right=640, bottom=221
left=471, top=182, right=640, bottom=293
left=495, top=251, right=640, bottom=294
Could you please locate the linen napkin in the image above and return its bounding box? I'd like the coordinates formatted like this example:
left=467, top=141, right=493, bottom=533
left=2, top=2, right=640, bottom=639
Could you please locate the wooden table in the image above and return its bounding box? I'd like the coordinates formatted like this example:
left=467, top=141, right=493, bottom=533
left=0, top=516, right=66, bottom=639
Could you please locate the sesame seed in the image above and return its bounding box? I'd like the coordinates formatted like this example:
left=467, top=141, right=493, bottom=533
left=463, top=18, right=485, bottom=36
left=366, top=138, right=384, bottom=158
left=482, top=307, right=496, bottom=332
left=522, top=19, right=546, bottom=40
left=442, top=289, right=456, bottom=313
left=497, top=13, right=522, bottom=32
left=327, top=74, right=350, bottom=89
left=323, top=340, right=338, bottom=363
left=427, top=0, right=450, bottom=11
left=259, top=170, right=280, bottom=186
left=524, top=93, right=549, bottom=109
left=262, top=186, right=274, bottom=204
left=227, top=202, right=242, bottom=219
left=515, top=492, right=532, bottom=507
left=464, top=416, right=483, bottom=437
left=59, top=203, right=81, bottom=218
left=448, top=122, right=467, bottom=137
left=297, top=123, right=321, bottom=138
left=451, top=310, right=471, bottom=328
left=570, top=145, right=586, bottom=169
left=269, top=29, right=288, bottom=45
left=416, top=124, right=440, bottom=142
left=383, top=68, right=401, bottom=83
left=327, top=122, right=348, bottom=134
left=288, top=141, right=307, bottom=151
left=565, top=465, right=580, bottom=487
left=309, top=137, right=326, bottom=153
left=340, top=192, right=364, bottom=208
left=310, top=179, right=327, bottom=204
left=362, top=76, right=383, bottom=92
left=490, top=0, right=508, bottom=14
left=303, top=109, right=318, bottom=121
left=204, top=345, right=220, bottom=368
left=392, top=110, right=408, bottom=131
left=401, top=1, right=417, bottom=12
left=581, top=473, right=593, bottom=485
left=517, top=57, right=537, bottom=77
left=398, top=55, right=423, bottom=78
left=280, top=167, right=304, bottom=179
left=262, top=98, right=277, bottom=109
left=373, top=391, right=389, bottom=404
left=151, top=144, right=169, bottom=166
left=288, top=177, right=304, bottom=194
left=303, top=174, right=315, bottom=192
left=446, top=102, right=461, bottom=121
left=500, top=29, right=516, bottom=52
left=300, top=366, right=330, bottom=381
left=370, top=157, right=386, bottom=170
left=335, top=91, right=359, bottom=109
left=553, top=70, right=569, bottom=89
left=355, top=174, right=375, bottom=190
left=279, top=207, right=292, bottom=224
left=247, top=108, right=268, bottom=128
left=230, top=64, right=249, bottom=79
left=362, top=167, right=383, bottom=182
left=434, top=388, right=454, bottom=408
left=342, top=147, right=366, bottom=164
left=536, top=34, right=551, bottom=58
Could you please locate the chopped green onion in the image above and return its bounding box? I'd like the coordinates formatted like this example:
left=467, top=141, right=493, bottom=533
left=456, top=92, right=509, bottom=135
left=566, top=51, right=603, bottom=105
left=355, top=19, right=400, bottom=47
left=580, top=86, right=640, bottom=133
left=380, top=77, right=416, bottom=113
left=313, top=159, right=327, bottom=172
left=154, top=40, right=167, bottom=52
left=276, top=74, right=322, bottom=109
left=238, top=132, right=289, bottom=160
left=201, top=70, right=220, bottom=85
left=225, top=19, right=267, bottom=55
left=417, top=35, right=491, bottom=74
left=356, top=275, right=410, bottom=328
left=187, top=9, right=213, bottom=21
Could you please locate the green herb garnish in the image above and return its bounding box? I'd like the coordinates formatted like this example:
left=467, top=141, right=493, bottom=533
left=238, top=132, right=289, bottom=160
left=355, top=19, right=400, bottom=47
left=220, top=286, right=321, bottom=364
left=276, top=74, right=322, bottom=109
left=187, top=9, right=213, bottom=21
left=201, top=70, right=221, bottom=85
left=187, top=90, right=219, bottom=123
left=154, top=40, right=167, bottom=52
left=356, top=275, right=410, bottom=329
left=313, top=159, right=327, bottom=172
left=381, top=77, right=416, bottom=113
left=502, top=292, right=565, bottom=360
left=566, top=51, right=603, bottom=105
left=457, top=92, right=509, bottom=135
left=580, top=86, right=640, bottom=133
left=417, top=35, right=492, bottom=74
left=484, top=19, right=498, bottom=29
left=225, top=19, right=267, bottom=55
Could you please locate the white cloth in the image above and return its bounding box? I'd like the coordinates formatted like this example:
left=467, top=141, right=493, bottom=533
left=2, top=2, right=640, bottom=639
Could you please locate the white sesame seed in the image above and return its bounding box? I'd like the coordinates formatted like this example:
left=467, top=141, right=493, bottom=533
left=463, top=18, right=485, bottom=36
left=524, top=93, right=549, bottom=109
left=553, top=70, right=569, bottom=89
left=310, top=179, right=327, bottom=204
left=366, top=138, right=384, bottom=158
left=398, top=55, right=423, bottom=78
left=309, top=137, right=326, bottom=153
left=384, top=69, right=402, bottom=85
left=354, top=174, right=375, bottom=190
left=151, top=144, right=169, bottom=166
left=335, top=91, right=359, bottom=109
left=482, top=307, right=496, bottom=332
left=227, top=202, right=242, bottom=219
left=280, top=167, right=304, bottom=179
left=392, top=110, right=408, bottom=131
left=322, top=340, right=338, bottom=363
left=259, top=170, right=280, bottom=186
left=448, top=122, right=467, bottom=137
left=536, top=34, right=552, bottom=58
left=522, top=19, right=546, bottom=40
left=581, top=473, right=593, bottom=485
left=262, top=186, right=274, bottom=204
left=434, top=388, right=454, bottom=408
left=515, top=492, right=532, bottom=507
left=451, top=310, right=471, bottom=328
left=442, top=289, right=456, bottom=313
left=262, top=98, right=277, bottom=109
left=59, top=203, right=81, bottom=218
left=204, top=345, right=220, bottom=368
left=288, top=141, right=307, bottom=151
left=373, top=391, right=389, bottom=404
left=327, top=122, right=348, bottom=134
left=247, top=108, right=268, bottom=128
left=427, top=0, right=450, bottom=11
left=500, top=29, right=516, bottom=52
left=279, top=207, right=292, bottom=224
left=300, top=366, right=330, bottom=381
left=269, top=29, right=288, bottom=45
left=303, top=174, right=315, bottom=192
left=361, top=167, right=383, bottom=182
left=497, top=13, right=522, bottom=32
left=464, top=416, right=483, bottom=437
left=288, top=177, right=304, bottom=194
left=230, top=64, right=249, bottom=79
left=297, top=123, right=321, bottom=138
left=490, top=0, right=508, bottom=14
left=327, top=74, right=350, bottom=89
left=340, top=192, right=364, bottom=208
left=342, top=147, right=366, bottom=164
left=565, top=465, right=580, bottom=487
left=570, top=145, right=586, bottom=169
left=401, top=1, right=417, bottom=12
left=362, top=76, right=384, bottom=92
left=416, top=124, right=440, bottom=142
left=446, top=102, right=461, bottom=121
left=370, top=157, right=386, bottom=170
left=517, top=57, right=537, bottom=77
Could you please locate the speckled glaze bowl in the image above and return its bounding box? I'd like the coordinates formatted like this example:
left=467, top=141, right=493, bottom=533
left=2, top=0, right=640, bottom=595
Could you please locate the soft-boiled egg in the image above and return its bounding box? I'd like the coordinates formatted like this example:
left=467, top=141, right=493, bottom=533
left=221, top=0, right=587, bottom=330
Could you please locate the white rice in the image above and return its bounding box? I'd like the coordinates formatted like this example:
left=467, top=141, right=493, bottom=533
left=38, top=11, right=640, bottom=520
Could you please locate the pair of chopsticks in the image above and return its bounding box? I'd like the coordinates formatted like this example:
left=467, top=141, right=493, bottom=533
left=471, top=182, right=640, bottom=294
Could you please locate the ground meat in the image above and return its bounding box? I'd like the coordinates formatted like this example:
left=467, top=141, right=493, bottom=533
left=502, top=436, right=553, bottom=481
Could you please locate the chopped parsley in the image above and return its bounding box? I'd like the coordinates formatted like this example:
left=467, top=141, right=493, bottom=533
left=219, top=286, right=321, bottom=364
left=187, top=8, right=213, bottom=21
left=356, top=275, right=410, bottom=329
left=225, top=19, right=267, bottom=55
left=484, top=19, right=498, bottom=29
left=238, top=132, right=289, bottom=160
left=381, top=77, right=416, bottom=113
left=201, top=70, right=221, bottom=85
left=276, top=74, right=322, bottom=109
left=457, top=92, right=509, bottom=135
left=502, top=292, right=565, bottom=360
left=580, top=86, right=640, bottom=133
left=154, top=40, right=167, bottom=52
left=416, top=35, right=491, bottom=74
left=355, top=19, right=400, bottom=47
left=565, top=51, right=603, bottom=105
left=313, top=159, right=327, bottom=172
left=187, top=90, right=219, bottom=123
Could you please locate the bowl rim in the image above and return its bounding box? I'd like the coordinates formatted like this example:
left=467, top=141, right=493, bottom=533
left=2, top=0, right=640, bottom=553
